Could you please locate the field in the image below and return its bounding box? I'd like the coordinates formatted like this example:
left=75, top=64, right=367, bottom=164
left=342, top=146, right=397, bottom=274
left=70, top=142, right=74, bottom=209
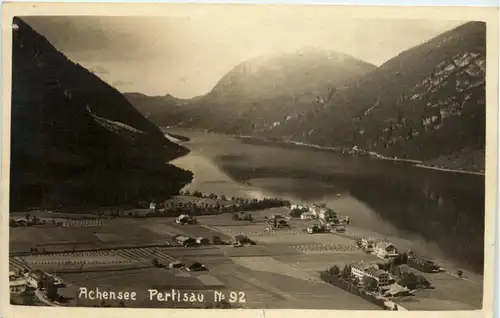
left=10, top=202, right=483, bottom=310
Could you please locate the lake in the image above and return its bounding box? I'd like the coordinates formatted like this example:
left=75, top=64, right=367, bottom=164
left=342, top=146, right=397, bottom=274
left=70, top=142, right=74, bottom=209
left=168, top=129, right=485, bottom=275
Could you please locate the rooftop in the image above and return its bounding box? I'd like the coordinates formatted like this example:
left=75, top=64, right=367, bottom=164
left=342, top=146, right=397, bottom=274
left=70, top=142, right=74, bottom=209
left=376, top=241, right=396, bottom=250
left=352, top=261, right=379, bottom=271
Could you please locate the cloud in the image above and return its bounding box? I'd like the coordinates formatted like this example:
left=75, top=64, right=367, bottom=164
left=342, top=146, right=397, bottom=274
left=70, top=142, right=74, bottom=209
left=112, top=80, right=133, bottom=87
left=19, top=16, right=468, bottom=98
left=88, top=65, right=109, bottom=75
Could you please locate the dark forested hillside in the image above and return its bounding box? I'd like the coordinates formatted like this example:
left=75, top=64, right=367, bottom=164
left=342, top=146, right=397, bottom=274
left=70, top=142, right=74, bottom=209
left=267, top=22, right=486, bottom=171
left=10, top=17, right=193, bottom=211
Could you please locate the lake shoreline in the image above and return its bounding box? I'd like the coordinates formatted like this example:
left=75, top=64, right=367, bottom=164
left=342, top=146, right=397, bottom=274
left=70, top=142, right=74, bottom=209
left=238, top=135, right=485, bottom=176
left=162, top=127, right=485, bottom=176
left=166, top=128, right=485, bottom=274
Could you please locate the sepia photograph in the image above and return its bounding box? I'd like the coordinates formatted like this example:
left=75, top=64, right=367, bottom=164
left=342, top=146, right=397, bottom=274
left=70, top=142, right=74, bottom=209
left=2, top=2, right=498, bottom=315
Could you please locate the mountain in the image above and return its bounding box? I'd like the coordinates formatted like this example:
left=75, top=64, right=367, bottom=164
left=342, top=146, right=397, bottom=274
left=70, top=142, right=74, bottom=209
left=267, top=22, right=486, bottom=171
left=10, top=17, right=193, bottom=211
left=125, top=48, right=376, bottom=133
left=124, top=92, right=203, bottom=128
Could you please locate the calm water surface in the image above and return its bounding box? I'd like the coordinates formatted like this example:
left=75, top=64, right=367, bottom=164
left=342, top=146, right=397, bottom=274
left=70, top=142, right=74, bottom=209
left=169, top=129, right=485, bottom=274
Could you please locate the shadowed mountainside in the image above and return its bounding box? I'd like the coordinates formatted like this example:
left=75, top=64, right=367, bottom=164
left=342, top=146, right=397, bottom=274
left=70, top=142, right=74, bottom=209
left=125, top=48, right=376, bottom=134
left=10, top=17, right=193, bottom=211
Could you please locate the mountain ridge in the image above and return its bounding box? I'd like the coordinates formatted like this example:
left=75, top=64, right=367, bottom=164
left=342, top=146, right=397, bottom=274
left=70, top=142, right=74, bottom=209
left=126, top=48, right=376, bottom=133
left=262, top=21, right=486, bottom=171
left=125, top=21, right=486, bottom=172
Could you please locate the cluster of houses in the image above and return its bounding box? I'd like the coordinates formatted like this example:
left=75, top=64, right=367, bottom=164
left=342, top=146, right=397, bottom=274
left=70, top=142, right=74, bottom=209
left=350, top=261, right=413, bottom=298
left=407, top=252, right=445, bottom=273
left=9, top=268, right=66, bottom=296
left=167, top=260, right=207, bottom=272
left=290, top=203, right=350, bottom=225
left=9, top=270, right=28, bottom=294
left=358, top=237, right=399, bottom=259
left=174, top=235, right=209, bottom=247
left=175, top=214, right=196, bottom=225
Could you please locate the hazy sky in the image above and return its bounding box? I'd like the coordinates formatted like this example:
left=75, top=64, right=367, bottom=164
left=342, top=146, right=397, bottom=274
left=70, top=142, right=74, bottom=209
left=22, top=16, right=465, bottom=98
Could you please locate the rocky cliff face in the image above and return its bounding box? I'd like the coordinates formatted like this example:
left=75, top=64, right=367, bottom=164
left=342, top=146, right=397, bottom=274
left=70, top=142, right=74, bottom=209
left=10, top=17, right=192, bottom=211
left=126, top=48, right=376, bottom=134
left=268, top=22, right=486, bottom=171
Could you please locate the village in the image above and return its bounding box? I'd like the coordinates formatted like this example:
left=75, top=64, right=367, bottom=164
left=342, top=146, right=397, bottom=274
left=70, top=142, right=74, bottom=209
left=9, top=190, right=481, bottom=310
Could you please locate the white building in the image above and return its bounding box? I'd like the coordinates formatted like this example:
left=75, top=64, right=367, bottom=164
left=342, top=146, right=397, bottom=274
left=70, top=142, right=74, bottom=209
left=196, top=237, right=210, bottom=245
left=351, top=261, right=393, bottom=286
left=374, top=241, right=399, bottom=259
left=360, top=237, right=377, bottom=252
left=290, top=204, right=308, bottom=211
left=24, top=271, right=44, bottom=288
left=10, top=278, right=27, bottom=294
left=300, top=211, right=316, bottom=220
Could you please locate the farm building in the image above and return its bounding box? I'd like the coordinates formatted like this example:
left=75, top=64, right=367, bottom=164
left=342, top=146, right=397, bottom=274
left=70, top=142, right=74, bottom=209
left=300, top=211, right=316, bottom=219
left=176, top=236, right=196, bottom=246
left=196, top=237, right=210, bottom=245
left=407, top=254, right=443, bottom=273
left=176, top=214, right=196, bottom=224
left=290, top=204, right=309, bottom=211
left=186, top=262, right=207, bottom=272
left=169, top=261, right=185, bottom=269
left=358, top=237, right=377, bottom=252
left=24, top=270, right=45, bottom=288
left=234, top=235, right=256, bottom=246
left=374, top=241, right=399, bottom=259
left=10, top=278, right=27, bottom=294
left=9, top=270, right=19, bottom=280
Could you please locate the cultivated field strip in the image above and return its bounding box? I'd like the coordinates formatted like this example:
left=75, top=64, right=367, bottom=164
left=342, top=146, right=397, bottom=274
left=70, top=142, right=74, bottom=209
left=288, top=243, right=358, bottom=253
left=22, top=253, right=132, bottom=267
left=60, top=219, right=103, bottom=227
left=217, top=226, right=307, bottom=237
left=9, top=256, right=32, bottom=272
left=112, top=247, right=176, bottom=262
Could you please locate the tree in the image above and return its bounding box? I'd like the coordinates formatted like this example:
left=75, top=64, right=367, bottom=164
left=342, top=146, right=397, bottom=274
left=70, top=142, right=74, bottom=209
left=352, top=277, right=361, bottom=286
left=398, top=271, right=419, bottom=289
left=329, top=265, right=340, bottom=276
left=341, top=265, right=351, bottom=280
left=391, top=264, right=402, bottom=278
left=289, top=208, right=303, bottom=218
left=46, top=281, right=59, bottom=301
left=152, top=258, right=160, bottom=267
left=212, top=236, right=221, bottom=245
left=416, top=275, right=431, bottom=289
left=362, top=276, right=378, bottom=291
